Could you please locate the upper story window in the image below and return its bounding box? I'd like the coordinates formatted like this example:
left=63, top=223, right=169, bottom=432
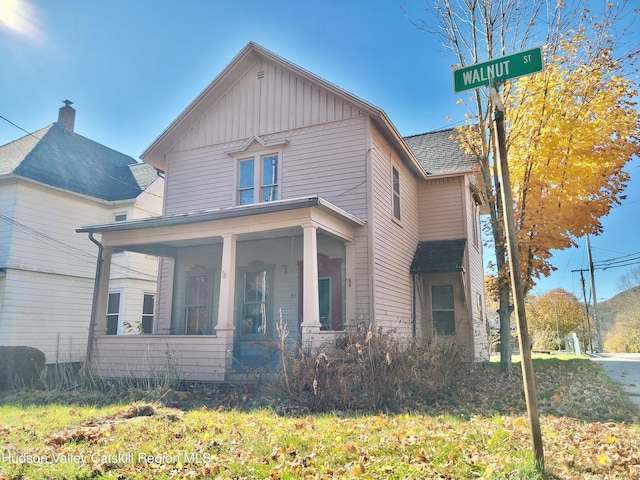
left=392, top=167, right=401, bottom=221
left=238, top=154, right=279, bottom=205
left=113, top=213, right=127, bottom=254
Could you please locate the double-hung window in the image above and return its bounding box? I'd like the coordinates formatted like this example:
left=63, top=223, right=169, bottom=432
left=141, top=293, right=155, bottom=334
left=238, top=154, right=279, bottom=205
left=432, top=284, right=455, bottom=335
left=106, top=292, right=121, bottom=335
left=184, top=273, right=212, bottom=335
left=392, top=167, right=401, bottom=221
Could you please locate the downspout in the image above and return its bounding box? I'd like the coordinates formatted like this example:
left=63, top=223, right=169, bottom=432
left=85, top=232, right=103, bottom=371
left=411, top=274, right=416, bottom=337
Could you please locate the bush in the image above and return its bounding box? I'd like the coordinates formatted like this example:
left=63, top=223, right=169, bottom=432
left=0, top=346, right=46, bottom=390
left=277, top=326, right=469, bottom=412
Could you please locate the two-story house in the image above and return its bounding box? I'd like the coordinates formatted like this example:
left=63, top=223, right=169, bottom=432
left=0, top=102, right=163, bottom=368
left=78, top=43, right=488, bottom=382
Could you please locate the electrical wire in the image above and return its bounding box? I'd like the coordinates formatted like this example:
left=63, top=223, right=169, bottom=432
left=0, top=212, right=157, bottom=280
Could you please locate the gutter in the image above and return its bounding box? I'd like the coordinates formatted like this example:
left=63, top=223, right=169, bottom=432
left=85, top=232, right=103, bottom=372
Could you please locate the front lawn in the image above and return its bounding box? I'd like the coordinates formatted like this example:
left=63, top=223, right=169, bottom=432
left=1, top=355, right=638, bottom=479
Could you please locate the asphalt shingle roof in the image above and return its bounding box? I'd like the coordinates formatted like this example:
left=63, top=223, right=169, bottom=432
left=410, top=239, right=467, bottom=273
left=0, top=122, right=158, bottom=201
left=404, top=128, right=477, bottom=176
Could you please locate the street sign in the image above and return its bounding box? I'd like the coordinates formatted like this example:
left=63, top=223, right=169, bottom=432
left=453, top=47, right=543, bottom=93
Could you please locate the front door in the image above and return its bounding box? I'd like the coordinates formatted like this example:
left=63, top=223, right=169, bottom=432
left=234, top=265, right=276, bottom=370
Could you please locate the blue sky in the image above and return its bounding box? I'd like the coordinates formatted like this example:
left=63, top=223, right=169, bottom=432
left=1, top=0, right=638, bottom=301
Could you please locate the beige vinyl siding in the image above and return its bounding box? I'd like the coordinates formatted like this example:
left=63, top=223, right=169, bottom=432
left=283, top=118, right=368, bottom=219
left=164, top=117, right=369, bottom=218
left=417, top=177, right=465, bottom=241
left=172, top=59, right=366, bottom=152
left=91, top=336, right=228, bottom=382
left=464, top=178, right=489, bottom=360
left=369, top=126, right=419, bottom=336
left=164, top=148, right=233, bottom=215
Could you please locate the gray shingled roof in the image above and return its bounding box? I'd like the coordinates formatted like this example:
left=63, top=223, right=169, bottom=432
left=404, top=128, right=477, bottom=176
left=410, top=239, right=467, bottom=273
left=0, top=122, right=159, bottom=201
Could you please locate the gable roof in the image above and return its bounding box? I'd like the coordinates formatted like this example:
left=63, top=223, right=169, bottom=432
left=141, top=42, right=426, bottom=179
left=410, top=239, right=467, bottom=273
left=0, top=121, right=158, bottom=201
left=404, top=128, right=477, bottom=177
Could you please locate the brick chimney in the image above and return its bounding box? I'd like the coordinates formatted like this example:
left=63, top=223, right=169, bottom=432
left=58, top=99, right=75, bottom=132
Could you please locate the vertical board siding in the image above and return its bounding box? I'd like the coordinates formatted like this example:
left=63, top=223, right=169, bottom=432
left=417, top=177, right=465, bottom=241
left=369, top=126, right=419, bottom=337
left=172, top=59, right=365, bottom=153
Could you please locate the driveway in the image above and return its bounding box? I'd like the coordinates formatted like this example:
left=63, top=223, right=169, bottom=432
left=588, top=353, right=640, bottom=412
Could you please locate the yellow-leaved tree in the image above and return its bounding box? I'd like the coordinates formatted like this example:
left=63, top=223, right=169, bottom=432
left=505, top=31, right=640, bottom=292
left=419, top=0, right=639, bottom=372
left=525, top=289, right=586, bottom=350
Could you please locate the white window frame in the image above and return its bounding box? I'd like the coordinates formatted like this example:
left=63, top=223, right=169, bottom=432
left=141, top=293, right=155, bottom=334
left=113, top=212, right=127, bottom=254
left=392, top=166, right=401, bottom=222
left=106, top=290, right=122, bottom=335
left=234, top=150, right=282, bottom=206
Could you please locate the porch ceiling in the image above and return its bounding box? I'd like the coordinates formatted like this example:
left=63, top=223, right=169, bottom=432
left=77, top=196, right=365, bottom=255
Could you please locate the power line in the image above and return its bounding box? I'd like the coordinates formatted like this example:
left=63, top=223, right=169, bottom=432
left=0, top=212, right=157, bottom=280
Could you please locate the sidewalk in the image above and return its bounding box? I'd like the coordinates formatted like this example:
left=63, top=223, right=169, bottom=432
left=587, top=353, right=640, bottom=412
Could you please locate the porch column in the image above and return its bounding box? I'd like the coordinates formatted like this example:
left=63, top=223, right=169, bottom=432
left=345, top=241, right=356, bottom=326
left=216, top=233, right=236, bottom=372
left=301, top=223, right=321, bottom=348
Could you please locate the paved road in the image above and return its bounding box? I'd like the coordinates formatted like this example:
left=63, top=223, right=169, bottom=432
left=587, top=353, right=640, bottom=412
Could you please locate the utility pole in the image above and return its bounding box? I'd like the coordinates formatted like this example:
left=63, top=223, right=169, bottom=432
left=586, top=234, right=603, bottom=352
left=491, top=85, right=544, bottom=468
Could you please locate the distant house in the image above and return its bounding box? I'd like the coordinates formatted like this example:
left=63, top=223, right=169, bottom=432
left=79, top=43, right=488, bottom=382
left=0, top=102, right=163, bottom=366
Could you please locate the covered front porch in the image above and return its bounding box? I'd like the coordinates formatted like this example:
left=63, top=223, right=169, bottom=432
left=78, top=196, right=365, bottom=382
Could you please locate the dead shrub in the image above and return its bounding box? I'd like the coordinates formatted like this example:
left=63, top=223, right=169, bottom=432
left=0, top=346, right=46, bottom=390
left=277, top=326, right=469, bottom=412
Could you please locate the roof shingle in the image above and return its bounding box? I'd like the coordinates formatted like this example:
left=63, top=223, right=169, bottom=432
left=0, top=122, right=158, bottom=201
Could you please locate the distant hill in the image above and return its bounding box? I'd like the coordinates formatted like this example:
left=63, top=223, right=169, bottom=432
left=597, top=286, right=640, bottom=333
left=596, top=286, right=640, bottom=352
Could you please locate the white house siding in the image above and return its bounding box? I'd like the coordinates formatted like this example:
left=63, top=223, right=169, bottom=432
left=0, top=180, right=18, bottom=267
left=172, top=58, right=365, bottom=152
left=0, top=180, right=161, bottom=363
left=0, top=269, right=93, bottom=363
left=417, top=177, right=465, bottom=241
left=368, top=126, right=419, bottom=337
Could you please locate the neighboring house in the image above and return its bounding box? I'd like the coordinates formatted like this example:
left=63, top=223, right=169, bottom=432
left=0, top=102, right=163, bottom=366
left=79, top=42, right=488, bottom=382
